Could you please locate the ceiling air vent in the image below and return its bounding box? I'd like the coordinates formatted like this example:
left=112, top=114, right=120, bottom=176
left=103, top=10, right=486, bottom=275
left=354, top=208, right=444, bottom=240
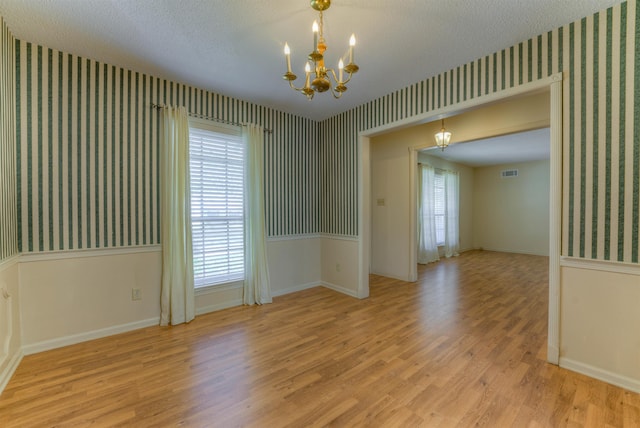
left=501, top=169, right=519, bottom=178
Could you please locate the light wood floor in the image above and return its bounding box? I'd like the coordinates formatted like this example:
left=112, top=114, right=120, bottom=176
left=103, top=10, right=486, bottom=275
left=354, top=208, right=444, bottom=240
left=1, top=251, right=639, bottom=427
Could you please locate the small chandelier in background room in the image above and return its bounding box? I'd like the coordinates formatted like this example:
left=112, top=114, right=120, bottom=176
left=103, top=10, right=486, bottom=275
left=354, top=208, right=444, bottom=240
left=282, top=0, right=359, bottom=100
left=434, top=119, right=452, bottom=151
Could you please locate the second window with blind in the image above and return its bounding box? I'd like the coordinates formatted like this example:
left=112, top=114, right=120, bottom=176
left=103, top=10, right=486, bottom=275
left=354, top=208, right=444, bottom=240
left=189, top=119, right=244, bottom=288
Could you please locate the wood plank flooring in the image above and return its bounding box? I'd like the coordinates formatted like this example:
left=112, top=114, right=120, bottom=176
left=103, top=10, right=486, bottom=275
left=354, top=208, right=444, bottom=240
left=1, top=250, right=639, bottom=427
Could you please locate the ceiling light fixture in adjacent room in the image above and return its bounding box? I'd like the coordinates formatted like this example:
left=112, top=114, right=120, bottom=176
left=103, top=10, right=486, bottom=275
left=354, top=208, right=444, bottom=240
left=434, top=119, right=452, bottom=151
left=282, top=0, right=359, bottom=100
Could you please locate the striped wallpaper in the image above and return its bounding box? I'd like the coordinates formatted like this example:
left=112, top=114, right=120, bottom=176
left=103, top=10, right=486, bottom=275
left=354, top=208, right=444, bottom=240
left=15, top=41, right=319, bottom=253
left=7, top=0, right=640, bottom=264
left=321, top=0, right=640, bottom=263
left=0, top=17, right=17, bottom=262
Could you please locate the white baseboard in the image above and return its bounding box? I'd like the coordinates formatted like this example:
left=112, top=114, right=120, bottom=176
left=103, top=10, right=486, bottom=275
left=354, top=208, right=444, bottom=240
left=196, top=299, right=243, bottom=316
left=547, top=344, right=560, bottom=365
left=0, top=350, right=23, bottom=395
left=369, top=270, right=411, bottom=282
left=560, top=357, right=640, bottom=393
left=321, top=281, right=359, bottom=298
left=478, top=247, right=549, bottom=257
left=22, top=317, right=160, bottom=356
left=271, top=281, right=320, bottom=297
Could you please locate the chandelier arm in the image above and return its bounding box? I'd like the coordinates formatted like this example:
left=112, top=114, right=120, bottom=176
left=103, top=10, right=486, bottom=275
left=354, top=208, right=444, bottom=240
left=288, top=79, right=309, bottom=93
left=340, top=72, right=354, bottom=85
left=328, top=68, right=340, bottom=84
left=329, top=86, right=344, bottom=99
left=286, top=81, right=313, bottom=99
left=326, top=68, right=354, bottom=86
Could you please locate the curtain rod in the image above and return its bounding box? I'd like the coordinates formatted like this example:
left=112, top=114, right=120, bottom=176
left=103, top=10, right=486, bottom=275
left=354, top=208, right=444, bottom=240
left=151, top=103, right=272, bottom=134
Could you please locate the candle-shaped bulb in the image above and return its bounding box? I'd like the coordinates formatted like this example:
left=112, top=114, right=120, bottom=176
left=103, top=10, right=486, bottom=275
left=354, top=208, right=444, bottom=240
left=312, top=21, right=319, bottom=51
left=349, top=34, right=356, bottom=63
left=305, top=62, right=311, bottom=73
left=338, top=58, right=344, bottom=82
left=284, top=43, right=292, bottom=73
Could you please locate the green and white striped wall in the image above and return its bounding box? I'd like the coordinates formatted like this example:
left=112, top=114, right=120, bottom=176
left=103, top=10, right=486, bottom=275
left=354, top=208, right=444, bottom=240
left=0, top=17, right=17, bottom=262
left=15, top=41, right=319, bottom=253
left=8, top=0, right=640, bottom=263
left=321, top=0, right=640, bottom=263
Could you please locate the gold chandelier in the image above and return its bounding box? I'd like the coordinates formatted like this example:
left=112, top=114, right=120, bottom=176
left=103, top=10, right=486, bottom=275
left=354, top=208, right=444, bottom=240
left=282, top=0, right=359, bottom=100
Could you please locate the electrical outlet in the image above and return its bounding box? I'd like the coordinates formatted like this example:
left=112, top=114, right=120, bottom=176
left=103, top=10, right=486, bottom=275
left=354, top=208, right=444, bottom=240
left=132, top=288, right=142, bottom=301
left=336, top=263, right=341, bottom=272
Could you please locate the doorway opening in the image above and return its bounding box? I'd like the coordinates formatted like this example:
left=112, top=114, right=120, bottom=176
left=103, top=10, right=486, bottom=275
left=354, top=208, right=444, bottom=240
left=358, top=73, right=562, bottom=364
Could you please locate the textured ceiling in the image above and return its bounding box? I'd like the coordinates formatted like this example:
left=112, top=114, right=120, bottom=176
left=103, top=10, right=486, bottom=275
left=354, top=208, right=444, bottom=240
left=0, top=0, right=624, bottom=121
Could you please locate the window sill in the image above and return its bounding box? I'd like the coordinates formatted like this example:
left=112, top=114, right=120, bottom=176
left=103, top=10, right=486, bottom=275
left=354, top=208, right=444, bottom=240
left=195, top=280, right=243, bottom=296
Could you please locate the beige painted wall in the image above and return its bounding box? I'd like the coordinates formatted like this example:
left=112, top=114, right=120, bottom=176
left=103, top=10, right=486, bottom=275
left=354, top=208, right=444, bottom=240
left=370, top=137, right=413, bottom=280
left=473, top=159, right=550, bottom=256
left=374, top=91, right=550, bottom=149
left=560, top=263, right=640, bottom=391
left=370, top=91, right=550, bottom=280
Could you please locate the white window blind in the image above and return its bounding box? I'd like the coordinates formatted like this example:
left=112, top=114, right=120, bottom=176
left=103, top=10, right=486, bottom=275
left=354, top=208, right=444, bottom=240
left=433, top=171, right=445, bottom=245
left=189, top=125, right=244, bottom=288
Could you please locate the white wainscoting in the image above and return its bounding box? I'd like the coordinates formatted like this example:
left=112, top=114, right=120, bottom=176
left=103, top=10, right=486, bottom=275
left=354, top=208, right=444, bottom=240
left=0, top=256, right=22, bottom=395
left=559, top=257, right=640, bottom=393
left=19, top=248, right=163, bottom=353
left=320, top=236, right=360, bottom=297
left=15, top=236, right=325, bottom=356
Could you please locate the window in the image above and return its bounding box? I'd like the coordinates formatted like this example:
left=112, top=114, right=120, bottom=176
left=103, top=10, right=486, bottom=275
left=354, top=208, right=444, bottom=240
left=433, top=170, right=445, bottom=245
left=417, top=163, right=459, bottom=264
left=189, top=121, right=244, bottom=288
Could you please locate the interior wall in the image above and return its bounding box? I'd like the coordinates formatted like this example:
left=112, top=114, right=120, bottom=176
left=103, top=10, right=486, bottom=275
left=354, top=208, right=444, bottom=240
left=369, top=137, right=412, bottom=280
left=268, top=237, right=322, bottom=297
left=320, top=237, right=360, bottom=297
left=0, top=16, right=21, bottom=395
left=560, top=262, right=640, bottom=392
left=8, top=37, right=325, bottom=357
left=0, top=260, right=21, bottom=393
left=323, top=1, right=640, bottom=264
left=19, top=249, right=162, bottom=352
left=14, top=39, right=319, bottom=255
left=343, top=2, right=640, bottom=388
left=2, top=0, right=639, bottom=395
left=473, top=159, right=550, bottom=256
left=18, top=237, right=322, bottom=353
left=369, top=92, right=550, bottom=281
